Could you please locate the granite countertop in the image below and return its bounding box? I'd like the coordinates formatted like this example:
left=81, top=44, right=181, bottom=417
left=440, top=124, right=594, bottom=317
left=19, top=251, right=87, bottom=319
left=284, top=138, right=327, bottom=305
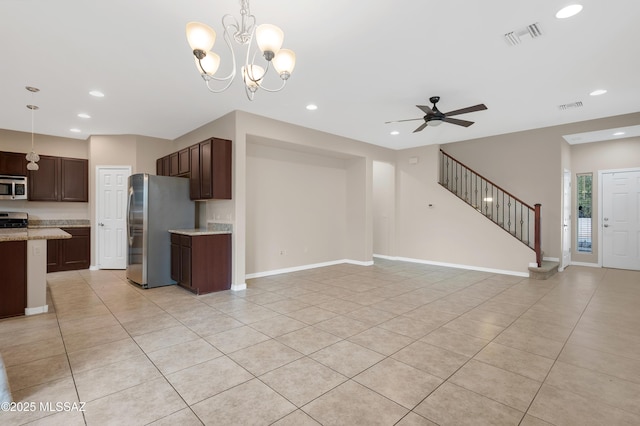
left=169, top=228, right=232, bottom=236
left=169, top=222, right=232, bottom=236
left=0, top=228, right=72, bottom=242
left=28, top=219, right=91, bottom=229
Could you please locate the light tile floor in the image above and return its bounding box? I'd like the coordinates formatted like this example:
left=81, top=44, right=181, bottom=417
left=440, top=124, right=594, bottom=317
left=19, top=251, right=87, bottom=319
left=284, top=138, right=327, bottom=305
left=1, top=260, right=640, bottom=425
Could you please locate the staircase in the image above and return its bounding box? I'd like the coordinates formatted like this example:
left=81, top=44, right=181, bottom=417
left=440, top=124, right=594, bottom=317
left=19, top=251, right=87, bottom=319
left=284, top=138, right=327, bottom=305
left=439, top=150, right=554, bottom=278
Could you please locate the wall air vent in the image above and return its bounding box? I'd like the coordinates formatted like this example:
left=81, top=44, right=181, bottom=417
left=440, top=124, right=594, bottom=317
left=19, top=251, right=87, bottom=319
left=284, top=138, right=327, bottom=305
left=504, top=22, right=543, bottom=46
left=558, top=101, right=583, bottom=111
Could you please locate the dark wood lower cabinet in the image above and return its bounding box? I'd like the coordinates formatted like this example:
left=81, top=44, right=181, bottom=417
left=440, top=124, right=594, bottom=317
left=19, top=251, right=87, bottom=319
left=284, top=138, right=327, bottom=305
left=47, top=227, right=91, bottom=272
left=0, top=240, right=27, bottom=318
left=170, top=233, right=231, bottom=294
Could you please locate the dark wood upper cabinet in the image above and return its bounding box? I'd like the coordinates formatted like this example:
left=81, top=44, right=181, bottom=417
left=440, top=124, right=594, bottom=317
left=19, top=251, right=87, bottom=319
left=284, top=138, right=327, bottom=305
left=156, top=158, right=164, bottom=176
left=157, top=137, right=231, bottom=200
left=0, top=151, right=28, bottom=176
left=29, top=155, right=59, bottom=201
left=189, top=143, right=201, bottom=199
left=200, top=138, right=232, bottom=200
left=178, top=148, right=190, bottom=175
left=29, top=155, right=88, bottom=202
left=61, top=158, right=88, bottom=202
left=169, top=152, right=179, bottom=176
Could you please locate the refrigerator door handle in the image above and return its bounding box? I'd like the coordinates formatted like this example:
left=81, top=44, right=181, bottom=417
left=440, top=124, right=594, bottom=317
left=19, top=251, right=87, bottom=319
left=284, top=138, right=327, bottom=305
left=127, top=185, right=134, bottom=246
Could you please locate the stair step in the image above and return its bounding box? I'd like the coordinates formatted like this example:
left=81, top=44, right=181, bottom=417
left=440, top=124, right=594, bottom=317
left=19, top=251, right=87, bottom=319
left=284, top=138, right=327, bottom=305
left=528, top=261, right=559, bottom=280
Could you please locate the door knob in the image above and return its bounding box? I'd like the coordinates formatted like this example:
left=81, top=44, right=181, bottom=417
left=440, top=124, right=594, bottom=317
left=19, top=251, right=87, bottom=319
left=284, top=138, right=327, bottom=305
left=99, top=222, right=105, bottom=226
left=604, top=224, right=609, bottom=228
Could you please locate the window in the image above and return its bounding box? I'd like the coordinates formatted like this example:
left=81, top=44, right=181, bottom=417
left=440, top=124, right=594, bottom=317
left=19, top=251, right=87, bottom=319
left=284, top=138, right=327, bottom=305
left=577, top=173, right=592, bottom=253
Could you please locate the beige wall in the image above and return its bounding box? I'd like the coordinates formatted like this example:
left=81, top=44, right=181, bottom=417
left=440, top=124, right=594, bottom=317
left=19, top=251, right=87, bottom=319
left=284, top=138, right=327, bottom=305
left=373, top=161, right=396, bottom=256
left=246, top=141, right=349, bottom=274
left=571, top=136, right=640, bottom=264
left=441, top=126, right=562, bottom=261
left=394, top=145, right=535, bottom=274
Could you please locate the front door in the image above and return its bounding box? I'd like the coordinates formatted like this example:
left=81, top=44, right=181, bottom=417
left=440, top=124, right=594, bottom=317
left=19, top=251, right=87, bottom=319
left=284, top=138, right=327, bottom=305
left=97, top=166, right=131, bottom=269
left=602, top=170, right=640, bottom=271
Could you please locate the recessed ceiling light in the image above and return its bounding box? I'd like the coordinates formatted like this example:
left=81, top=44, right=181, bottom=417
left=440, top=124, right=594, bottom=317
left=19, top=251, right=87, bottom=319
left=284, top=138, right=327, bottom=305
left=77, top=113, right=91, bottom=119
left=89, top=90, right=104, bottom=98
left=556, top=4, right=583, bottom=19
left=306, top=104, right=318, bottom=111
left=70, top=128, right=81, bottom=133
left=613, top=132, right=625, bottom=136
left=589, top=89, right=607, bottom=96
left=390, top=131, right=399, bottom=135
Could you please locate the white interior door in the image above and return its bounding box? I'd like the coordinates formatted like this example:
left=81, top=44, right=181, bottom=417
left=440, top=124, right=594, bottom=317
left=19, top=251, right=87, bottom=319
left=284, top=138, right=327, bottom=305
left=602, top=170, right=640, bottom=271
left=561, top=170, right=571, bottom=270
left=97, top=167, right=131, bottom=269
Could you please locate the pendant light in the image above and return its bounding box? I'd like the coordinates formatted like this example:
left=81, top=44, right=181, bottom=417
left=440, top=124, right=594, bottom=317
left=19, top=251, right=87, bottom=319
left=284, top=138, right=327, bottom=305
left=25, top=86, right=40, bottom=171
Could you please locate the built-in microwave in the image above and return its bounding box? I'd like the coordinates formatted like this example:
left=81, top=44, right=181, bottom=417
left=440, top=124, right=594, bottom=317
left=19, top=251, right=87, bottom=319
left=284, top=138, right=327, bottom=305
left=0, top=175, right=28, bottom=200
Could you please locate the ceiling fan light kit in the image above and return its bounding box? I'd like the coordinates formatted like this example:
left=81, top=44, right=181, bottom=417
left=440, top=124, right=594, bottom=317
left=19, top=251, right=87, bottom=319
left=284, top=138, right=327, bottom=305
left=186, top=0, right=296, bottom=100
left=386, top=96, right=488, bottom=133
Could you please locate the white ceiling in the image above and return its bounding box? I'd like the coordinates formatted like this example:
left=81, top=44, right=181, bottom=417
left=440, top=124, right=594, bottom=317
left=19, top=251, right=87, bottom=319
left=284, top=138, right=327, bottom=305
left=1, top=0, right=639, bottom=150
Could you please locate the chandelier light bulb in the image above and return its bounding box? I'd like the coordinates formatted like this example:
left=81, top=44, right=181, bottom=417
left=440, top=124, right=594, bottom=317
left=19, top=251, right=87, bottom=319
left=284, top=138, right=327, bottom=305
left=27, top=161, right=39, bottom=171
left=186, top=22, right=217, bottom=52
left=195, top=51, right=221, bottom=76
left=273, top=49, right=296, bottom=78
left=242, top=65, right=265, bottom=88
left=255, top=24, right=284, bottom=59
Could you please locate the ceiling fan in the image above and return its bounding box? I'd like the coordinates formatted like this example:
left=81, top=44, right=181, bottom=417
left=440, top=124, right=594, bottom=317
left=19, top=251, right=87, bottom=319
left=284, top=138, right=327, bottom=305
left=386, top=96, right=488, bottom=133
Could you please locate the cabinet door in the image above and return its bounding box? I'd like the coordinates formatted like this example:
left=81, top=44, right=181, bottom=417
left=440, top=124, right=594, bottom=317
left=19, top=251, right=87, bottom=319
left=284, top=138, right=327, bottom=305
left=211, top=138, right=232, bottom=199
left=60, top=158, right=88, bottom=202
left=189, top=144, right=201, bottom=199
left=162, top=156, right=170, bottom=176
left=59, top=228, right=90, bottom=270
left=156, top=158, right=163, bottom=176
left=28, top=155, right=59, bottom=201
left=47, top=239, right=61, bottom=272
left=199, top=139, right=212, bottom=199
left=0, top=240, right=27, bottom=318
left=178, top=148, right=190, bottom=175
left=170, top=234, right=180, bottom=282
left=0, top=151, right=27, bottom=176
left=180, top=244, right=192, bottom=287
left=169, top=153, right=179, bottom=176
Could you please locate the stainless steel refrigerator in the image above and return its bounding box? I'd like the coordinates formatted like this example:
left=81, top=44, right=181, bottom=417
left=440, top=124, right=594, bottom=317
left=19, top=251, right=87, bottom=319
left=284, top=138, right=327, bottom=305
left=126, top=173, right=194, bottom=288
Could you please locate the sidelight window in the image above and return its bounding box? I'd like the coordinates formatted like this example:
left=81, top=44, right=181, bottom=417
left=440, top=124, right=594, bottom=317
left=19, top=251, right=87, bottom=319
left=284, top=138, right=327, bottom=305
left=577, top=173, right=592, bottom=253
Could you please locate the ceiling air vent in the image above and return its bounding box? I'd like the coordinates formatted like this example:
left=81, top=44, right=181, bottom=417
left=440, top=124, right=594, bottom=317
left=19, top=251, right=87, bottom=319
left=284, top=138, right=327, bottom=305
left=504, top=22, right=543, bottom=46
left=558, top=101, right=583, bottom=111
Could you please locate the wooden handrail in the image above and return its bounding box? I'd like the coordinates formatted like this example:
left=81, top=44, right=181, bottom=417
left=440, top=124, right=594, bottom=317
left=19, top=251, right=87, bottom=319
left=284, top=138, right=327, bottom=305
left=440, top=149, right=535, bottom=210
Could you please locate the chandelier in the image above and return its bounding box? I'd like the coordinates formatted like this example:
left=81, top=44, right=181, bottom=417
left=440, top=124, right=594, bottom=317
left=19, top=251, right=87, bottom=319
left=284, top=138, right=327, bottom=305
left=25, top=86, right=40, bottom=171
left=185, top=0, right=296, bottom=100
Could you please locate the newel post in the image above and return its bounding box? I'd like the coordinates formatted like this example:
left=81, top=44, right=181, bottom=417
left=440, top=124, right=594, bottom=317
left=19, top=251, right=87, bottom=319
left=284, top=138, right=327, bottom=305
left=534, top=203, right=542, bottom=267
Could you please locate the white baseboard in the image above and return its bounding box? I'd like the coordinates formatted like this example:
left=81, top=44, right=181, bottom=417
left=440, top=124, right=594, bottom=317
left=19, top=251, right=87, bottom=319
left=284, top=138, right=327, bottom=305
left=570, top=261, right=601, bottom=268
left=89, top=265, right=100, bottom=271
left=25, top=305, right=49, bottom=316
left=374, top=254, right=529, bottom=277
left=245, top=258, right=374, bottom=280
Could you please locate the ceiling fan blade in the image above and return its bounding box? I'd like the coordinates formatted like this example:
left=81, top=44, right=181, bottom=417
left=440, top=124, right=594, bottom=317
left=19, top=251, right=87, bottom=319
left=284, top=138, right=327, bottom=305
left=385, top=118, right=424, bottom=124
left=444, top=104, right=487, bottom=117
left=442, top=117, right=475, bottom=127
left=416, top=105, right=433, bottom=114
left=413, top=122, right=429, bottom=133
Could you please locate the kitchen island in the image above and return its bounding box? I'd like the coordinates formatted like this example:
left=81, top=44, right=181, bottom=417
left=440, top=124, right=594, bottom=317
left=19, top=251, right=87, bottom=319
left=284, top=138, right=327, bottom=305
left=168, top=225, right=232, bottom=295
left=0, top=228, right=71, bottom=317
